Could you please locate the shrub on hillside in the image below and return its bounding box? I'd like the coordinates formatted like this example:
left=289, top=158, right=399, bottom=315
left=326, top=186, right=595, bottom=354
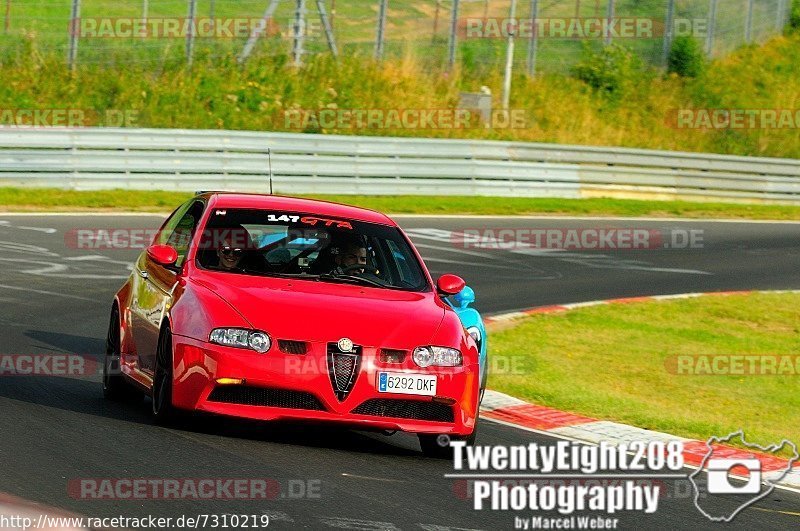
left=667, top=35, right=705, bottom=78
left=791, top=0, right=800, bottom=30
left=572, top=43, right=646, bottom=95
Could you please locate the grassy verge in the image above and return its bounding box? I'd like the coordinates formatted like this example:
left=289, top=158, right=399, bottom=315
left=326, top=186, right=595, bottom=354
left=1, top=188, right=800, bottom=220
left=2, top=25, right=800, bottom=158
left=488, top=293, right=800, bottom=451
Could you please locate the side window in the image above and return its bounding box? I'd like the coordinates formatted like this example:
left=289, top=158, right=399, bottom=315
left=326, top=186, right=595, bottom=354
left=156, top=201, right=205, bottom=267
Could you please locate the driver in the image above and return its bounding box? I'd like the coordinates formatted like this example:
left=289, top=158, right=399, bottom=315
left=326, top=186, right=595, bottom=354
left=333, top=241, right=368, bottom=275
left=215, top=235, right=246, bottom=272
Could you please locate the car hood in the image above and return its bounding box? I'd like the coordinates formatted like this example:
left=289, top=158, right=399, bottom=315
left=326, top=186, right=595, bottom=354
left=193, top=271, right=445, bottom=348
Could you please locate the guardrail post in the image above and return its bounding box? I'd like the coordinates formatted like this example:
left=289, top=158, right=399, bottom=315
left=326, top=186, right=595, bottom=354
left=502, top=0, right=518, bottom=109
left=375, top=0, right=388, bottom=60
left=448, top=0, right=460, bottom=69
left=186, top=0, right=197, bottom=67
left=292, top=0, right=307, bottom=67
left=68, top=0, right=80, bottom=71
left=238, top=0, right=280, bottom=65
left=705, top=0, right=717, bottom=56
left=526, top=0, right=539, bottom=76
left=604, top=0, right=614, bottom=45
left=662, top=0, right=675, bottom=65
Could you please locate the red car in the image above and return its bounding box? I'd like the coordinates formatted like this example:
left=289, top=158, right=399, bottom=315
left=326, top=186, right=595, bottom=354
left=103, top=193, right=480, bottom=456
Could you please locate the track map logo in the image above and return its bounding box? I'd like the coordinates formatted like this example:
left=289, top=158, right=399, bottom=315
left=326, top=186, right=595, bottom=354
left=689, top=431, right=799, bottom=522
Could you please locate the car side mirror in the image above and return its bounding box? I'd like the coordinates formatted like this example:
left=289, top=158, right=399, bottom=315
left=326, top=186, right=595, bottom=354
left=146, top=244, right=178, bottom=267
left=453, top=286, right=476, bottom=309
left=437, top=274, right=466, bottom=296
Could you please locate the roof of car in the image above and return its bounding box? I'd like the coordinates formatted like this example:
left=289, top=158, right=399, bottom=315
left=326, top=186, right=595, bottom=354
left=201, top=193, right=396, bottom=226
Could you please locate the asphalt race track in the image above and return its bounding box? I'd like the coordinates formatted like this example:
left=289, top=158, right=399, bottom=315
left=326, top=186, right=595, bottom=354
left=1, top=213, right=799, bottom=530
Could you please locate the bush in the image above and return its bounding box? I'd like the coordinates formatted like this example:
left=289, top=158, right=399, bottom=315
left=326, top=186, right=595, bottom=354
left=667, top=36, right=705, bottom=78
left=572, top=43, right=646, bottom=95
left=791, top=0, right=800, bottom=30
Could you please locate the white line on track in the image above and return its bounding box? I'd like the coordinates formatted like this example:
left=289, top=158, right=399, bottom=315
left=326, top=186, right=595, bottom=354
left=0, top=283, right=96, bottom=302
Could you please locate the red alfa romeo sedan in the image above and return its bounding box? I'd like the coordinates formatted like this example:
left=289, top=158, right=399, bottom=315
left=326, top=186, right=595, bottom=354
left=103, top=193, right=480, bottom=456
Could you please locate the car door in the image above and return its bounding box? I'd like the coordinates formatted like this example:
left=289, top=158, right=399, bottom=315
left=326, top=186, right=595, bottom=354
left=130, top=200, right=204, bottom=375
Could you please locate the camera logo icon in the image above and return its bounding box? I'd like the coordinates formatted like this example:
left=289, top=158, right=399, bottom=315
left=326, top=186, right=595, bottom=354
left=706, top=458, right=761, bottom=494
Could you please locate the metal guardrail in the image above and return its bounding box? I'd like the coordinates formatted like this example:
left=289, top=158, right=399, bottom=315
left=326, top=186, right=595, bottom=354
left=0, top=128, right=799, bottom=203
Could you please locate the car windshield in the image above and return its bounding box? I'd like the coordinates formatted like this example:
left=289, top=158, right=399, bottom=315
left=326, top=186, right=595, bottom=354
left=196, top=208, right=429, bottom=291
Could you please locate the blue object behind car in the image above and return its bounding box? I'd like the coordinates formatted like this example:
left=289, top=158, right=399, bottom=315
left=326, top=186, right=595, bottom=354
left=448, top=286, right=488, bottom=404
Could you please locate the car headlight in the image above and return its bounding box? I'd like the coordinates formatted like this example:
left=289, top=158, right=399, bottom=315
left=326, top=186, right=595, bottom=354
left=210, top=328, right=272, bottom=353
left=467, top=326, right=482, bottom=351
left=413, top=346, right=462, bottom=367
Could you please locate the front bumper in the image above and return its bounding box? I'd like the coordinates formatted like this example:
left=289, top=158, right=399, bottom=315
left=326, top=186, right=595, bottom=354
left=171, top=336, right=479, bottom=436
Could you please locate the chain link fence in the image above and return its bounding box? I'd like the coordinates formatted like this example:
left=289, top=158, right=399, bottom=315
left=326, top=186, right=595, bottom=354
left=0, top=0, right=792, bottom=73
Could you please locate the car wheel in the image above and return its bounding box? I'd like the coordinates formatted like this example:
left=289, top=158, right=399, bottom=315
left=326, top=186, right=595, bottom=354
left=419, top=420, right=478, bottom=459
left=103, top=306, right=142, bottom=402
left=152, top=325, right=178, bottom=424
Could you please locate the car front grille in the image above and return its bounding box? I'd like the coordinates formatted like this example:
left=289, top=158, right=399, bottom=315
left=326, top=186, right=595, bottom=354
left=351, top=398, right=454, bottom=423
left=207, top=386, right=325, bottom=411
left=327, top=343, right=362, bottom=401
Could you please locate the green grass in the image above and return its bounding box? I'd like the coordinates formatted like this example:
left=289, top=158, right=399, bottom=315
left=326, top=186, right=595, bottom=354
left=2, top=188, right=800, bottom=219
left=488, top=293, right=800, bottom=451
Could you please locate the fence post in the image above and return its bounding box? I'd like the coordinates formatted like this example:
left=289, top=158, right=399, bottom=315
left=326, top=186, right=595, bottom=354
left=4, top=0, right=10, bottom=34
left=238, top=0, right=280, bottom=64
left=140, top=0, right=149, bottom=37
left=292, top=0, right=307, bottom=67
left=776, top=0, right=786, bottom=30
left=501, top=0, right=518, bottom=110
left=604, top=0, right=614, bottom=45
left=375, top=0, right=388, bottom=60
left=68, top=0, right=80, bottom=71
left=433, top=0, right=441, bottom=41
left=662, top=0, right=675, bottom=65
left=744, top=0, right=754, bottom=43
left=526, top=0, right=539, bottom=76
left=316, top=0, right=338, bottom=57
left=448, top=0, right=460, bottom=69
left=705, top=0, right=717, bottom=56
left=186, top=0, right=197, bottom=67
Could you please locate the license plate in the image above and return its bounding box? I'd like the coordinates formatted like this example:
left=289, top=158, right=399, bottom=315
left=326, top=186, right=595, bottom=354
left=377, top=372, right=437, bottom=396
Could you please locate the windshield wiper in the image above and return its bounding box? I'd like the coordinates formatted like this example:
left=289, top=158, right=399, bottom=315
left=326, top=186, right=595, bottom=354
left=317, top=273, right=385, bottom=288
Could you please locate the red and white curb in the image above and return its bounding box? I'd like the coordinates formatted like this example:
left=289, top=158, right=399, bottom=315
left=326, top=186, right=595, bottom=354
left=480, top=390, right=800, bottom=490
left=484, top=289, right=800, bottom=326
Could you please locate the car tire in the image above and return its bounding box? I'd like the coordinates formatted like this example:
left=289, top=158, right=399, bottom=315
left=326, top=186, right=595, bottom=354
left=103, top=306, right=142, bottom=402
left=419, top=419, right=478, bottom=459
left=152, top=325, right=179, bottom=425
